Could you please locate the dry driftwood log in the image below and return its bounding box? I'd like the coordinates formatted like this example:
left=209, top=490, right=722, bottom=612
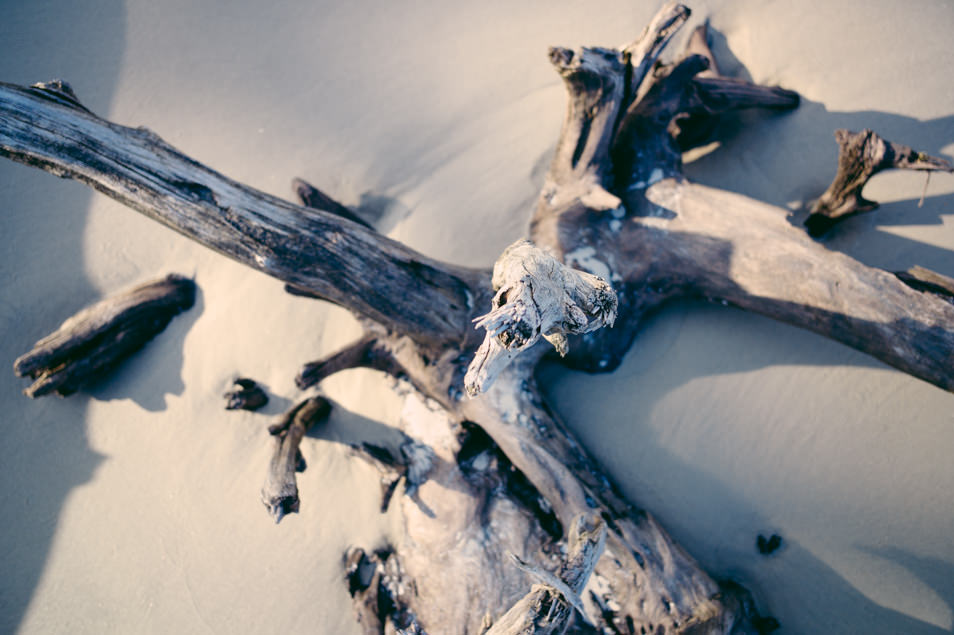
left=2, top=3, right=953, bottom=633
left=13, top=273, right=195, bottom=397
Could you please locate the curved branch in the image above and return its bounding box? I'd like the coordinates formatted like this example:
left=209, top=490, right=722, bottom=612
left=0, top=81, right=484, bottom=348
left=806, top=128, right=954, bottom=236
left=262, top=396, right=332, bottom=523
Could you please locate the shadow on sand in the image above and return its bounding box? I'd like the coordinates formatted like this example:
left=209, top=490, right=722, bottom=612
left=0, top=2, right=126, bottom=631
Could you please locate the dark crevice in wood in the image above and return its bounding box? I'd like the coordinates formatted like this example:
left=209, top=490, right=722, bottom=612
left=13, top=274, right=195, bottom=397
left=895, top=266, right=954, bottom=304
left=457, top=422, right=563, bottom=541
left=345, top=546, right=426, bottom=635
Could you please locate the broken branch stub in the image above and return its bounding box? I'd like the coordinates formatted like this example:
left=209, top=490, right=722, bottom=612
left=261, top=396, right=331, bottom=523
left=464, top=240, right=617, bottom=396
left=13, top=273, right=195, bottom=397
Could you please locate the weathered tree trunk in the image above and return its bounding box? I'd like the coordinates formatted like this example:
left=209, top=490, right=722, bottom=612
left=2, top=3, right=953, bottom=634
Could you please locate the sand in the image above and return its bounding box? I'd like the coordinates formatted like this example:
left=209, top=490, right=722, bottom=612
left=1, top=0, right=952, bottom=633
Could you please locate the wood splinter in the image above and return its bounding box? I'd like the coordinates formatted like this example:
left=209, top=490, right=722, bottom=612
left=261, top=396, right=331, bottom=523
left=806, top=128, right=953, bottom=236
left=465, top=240, right=617, bottom=396
left=13, top=273, right=195, bottom=398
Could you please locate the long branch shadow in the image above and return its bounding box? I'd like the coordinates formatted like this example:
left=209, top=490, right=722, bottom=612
left=0, top=3, right=126, bottom=632
left=537, top=354, right=954, bottom=633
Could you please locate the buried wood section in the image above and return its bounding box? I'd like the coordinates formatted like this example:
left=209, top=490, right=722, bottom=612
left=13, top=273, right=195, bottom=397
left=2, top=2, right=953, bottom=633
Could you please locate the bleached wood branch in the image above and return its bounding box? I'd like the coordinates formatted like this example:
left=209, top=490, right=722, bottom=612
left=487, top=514, right=606, bottom=634
left=465, top=240, right=617, bottom=396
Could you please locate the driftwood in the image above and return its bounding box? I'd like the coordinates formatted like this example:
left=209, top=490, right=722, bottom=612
left=262, top=396, right=332, bottom=523
left=486, top=514, right=606, bottom=634
left=13, top=273, right=195, bottom=397
left=2, top=3, right=953, bottom=633
left=224, top=377, right=269, bottom=411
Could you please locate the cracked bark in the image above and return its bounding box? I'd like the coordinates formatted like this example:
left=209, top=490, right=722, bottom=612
left=2, top=3, right=953, bottom=634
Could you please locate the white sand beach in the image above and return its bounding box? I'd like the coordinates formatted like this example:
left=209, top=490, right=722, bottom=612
left=1, top=0, right=952, bottom=633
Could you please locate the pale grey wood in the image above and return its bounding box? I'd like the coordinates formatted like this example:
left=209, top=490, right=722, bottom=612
left=486, top=514, right=605, bottom=634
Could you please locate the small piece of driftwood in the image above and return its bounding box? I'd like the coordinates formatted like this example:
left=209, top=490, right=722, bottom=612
left=261, top=396, right=331, bottom=523
left=13, top=274, right=195, bottom=398
left=806, top=128, right=954, bottom=236
left=224, top=377, right=269, bottom=411
left=486, top=514, right=606, bottom=634
left=3, top=3, right=954, bottom=633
